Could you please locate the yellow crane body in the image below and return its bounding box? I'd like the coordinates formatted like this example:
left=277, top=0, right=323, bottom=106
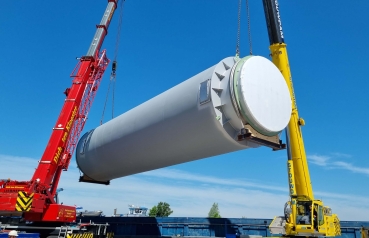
left=269, top=44, right=313, bottom=200
left=269, top=43, right=341, bottom=238
left=262, top=0, right=341, bottom=236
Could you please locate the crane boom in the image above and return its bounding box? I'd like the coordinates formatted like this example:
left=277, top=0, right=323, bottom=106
left=0, top=0, right=118, bottom=222
left=262, top=0, right=340, bottom=236
left=262, top=0, right=313, bottom=200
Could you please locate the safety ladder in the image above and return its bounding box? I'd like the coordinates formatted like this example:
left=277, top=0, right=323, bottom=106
left=58, top=226, right=72, bottom=238
left=0, top=222, right=10, bottom=231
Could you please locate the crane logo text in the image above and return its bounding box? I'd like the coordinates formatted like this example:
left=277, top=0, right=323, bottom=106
left=62, top=106, right=78, bottom=143
left=287, top=161, right=296, bottom=195
left=274, top=0, right=284, bottom=39
left=53, top=146, right=62, bottom=164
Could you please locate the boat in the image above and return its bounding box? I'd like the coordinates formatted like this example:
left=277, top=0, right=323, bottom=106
left=113, top=205, right=148, bottom=217
left=78, top=210, right=104, bottom=217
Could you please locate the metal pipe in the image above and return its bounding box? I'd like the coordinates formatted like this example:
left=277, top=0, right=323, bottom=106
left=76, top=56, right=291, bottom=183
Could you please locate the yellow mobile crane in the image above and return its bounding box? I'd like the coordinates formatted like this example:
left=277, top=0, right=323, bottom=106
left=262, top=0, right=341, bottom=237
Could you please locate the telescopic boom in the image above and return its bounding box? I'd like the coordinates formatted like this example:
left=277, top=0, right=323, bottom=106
left=262, top=0, right=341, bottom=236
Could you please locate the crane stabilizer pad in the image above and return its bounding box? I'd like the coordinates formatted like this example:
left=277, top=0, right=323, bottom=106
left=79, top=174, right=110, bottom=185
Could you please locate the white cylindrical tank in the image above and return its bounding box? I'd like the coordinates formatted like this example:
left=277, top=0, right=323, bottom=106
left=76, top=56, right=291, bottom=183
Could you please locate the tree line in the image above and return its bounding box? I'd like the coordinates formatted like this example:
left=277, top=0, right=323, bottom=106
left=149, top=202, right=221, bottom=218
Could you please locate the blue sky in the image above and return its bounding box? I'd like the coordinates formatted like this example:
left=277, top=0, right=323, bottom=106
left=1, top=1, right=369, bottom=220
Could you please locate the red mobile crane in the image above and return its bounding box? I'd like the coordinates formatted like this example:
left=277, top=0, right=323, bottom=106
left=0, top=0, right=119, bottom=222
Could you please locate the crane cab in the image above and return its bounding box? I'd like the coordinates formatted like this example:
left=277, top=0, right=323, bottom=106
left=277, top=199, right=341, bottom=237
left=293, top=201, right=321, bottom=234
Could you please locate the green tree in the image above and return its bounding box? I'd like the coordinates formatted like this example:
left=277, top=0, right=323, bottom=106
left=149, top=206, right=158, bottom=217
left=208, top=203, right=221, bottom=218
left=149, top=202, right=173, bottom=217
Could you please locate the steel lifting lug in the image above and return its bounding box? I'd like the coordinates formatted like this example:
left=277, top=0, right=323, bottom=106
left=63, top=88, right=70, bottom=97
left=298, top=118, right=305, bottom=126
left=112, top=60, right=117, bottom=73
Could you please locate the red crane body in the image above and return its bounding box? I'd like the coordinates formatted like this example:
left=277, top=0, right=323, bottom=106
left=0, top=0, right=118, bottom=222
